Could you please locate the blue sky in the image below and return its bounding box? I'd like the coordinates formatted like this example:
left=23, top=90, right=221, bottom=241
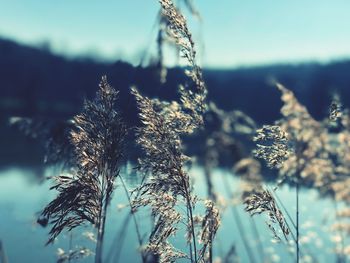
left=1, top=0, right=350, bottom=68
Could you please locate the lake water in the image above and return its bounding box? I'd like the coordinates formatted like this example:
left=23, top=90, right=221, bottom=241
left=0, top=166, right=341, bottom=263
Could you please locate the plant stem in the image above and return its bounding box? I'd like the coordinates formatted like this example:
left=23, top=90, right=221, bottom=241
left=204, top=161, right=217, bottom=263
left=221, top=173, right=256, bottom=263
left=180, top=170, right=198, bottom=263
left=106, top=212, right=131, bottom=263
left=272, top=189, right=297, bottom=230
left=119, top=175, right=146, bottom=263
left=106, top=171, right=148, bottom=263
left=95, top=199, right=107, bottom=263
left=271, top=187, right=319, bottom=262
left=295, top=143, right=304, bottom=263
left=204, top=161, right=215, bottom=201
left=209, top=211, right=214, bottom=263
left=186, top=205, right=195, bottom=263
left=185, top=189, right=198, bottom=263
left=95, top=169, right=108, bottom=263
left=296, top=178, right=299, bottom=263
left=68, top=232, right=73, bottom=263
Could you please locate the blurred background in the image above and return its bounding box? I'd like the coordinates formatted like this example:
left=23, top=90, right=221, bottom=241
left=2, top=0, right=350, bottom=168
left=1, top=0, right=350, bottom=262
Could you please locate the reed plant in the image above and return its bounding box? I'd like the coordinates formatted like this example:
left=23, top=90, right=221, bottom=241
left=24, top=1, right=350, bottom=263
left=40, top=76, right=126, bottom=263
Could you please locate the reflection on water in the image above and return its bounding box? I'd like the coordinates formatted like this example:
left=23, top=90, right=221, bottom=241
left=0, top=166, right=340, bottom=262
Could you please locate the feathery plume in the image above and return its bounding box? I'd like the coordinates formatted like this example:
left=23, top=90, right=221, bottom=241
left=253, top=125, right=290, bottom=169
left=40, top=76, right=126, bottom=263
left=160, top=0, right=207, bottom=128
left=132, top=87, right=195, bottom=262
left=244, top=189, right=290, bottom=242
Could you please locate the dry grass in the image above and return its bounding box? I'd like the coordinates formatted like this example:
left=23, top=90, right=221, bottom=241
left=40, top=76, right=126, bottom=263
left=16, top=1, right=350, bottom=263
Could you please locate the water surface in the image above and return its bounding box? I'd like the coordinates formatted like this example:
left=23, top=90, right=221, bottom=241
left=0, top=166, right=340, bottom=262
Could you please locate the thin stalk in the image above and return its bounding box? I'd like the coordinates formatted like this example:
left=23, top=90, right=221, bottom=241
left=270, top=187, right=318, bottom=263
left=209, top=233, right=213, bottom=263
left=296, top=178, right=299, bottom=263
left=68, top=232, right=73, bottom=263
left=204, top=161, right=215, bottom=201
left=106, top=212, right=131, bottom=263
left=119, top=175, right=146, bottom=263
left=208, top=211, right=214, bottom=263
left=95, top=169, right=108, bottom=263
left=221, top=173, right=256, bottom=263
left=139, top=9, right=162, bottom=66
left=180, top=170, right=198, bottom=263
left=272, top=188, right=297, bottom=230
left=185, top=188, right=198, bottom=263
left=295, top=145, right=303, bottom=263
left=95, top=198, right=107, bottom=263
left=186, top=205, right=194, bottom=263
left=204, top=161, right=216, bottom=263
left=106, top=171, right=148, bottom=263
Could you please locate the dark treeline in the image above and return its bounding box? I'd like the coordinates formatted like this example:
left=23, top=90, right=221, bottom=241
left=2, top=37, right=350, bottom=169
left=2, top=37, right=350, bottom=124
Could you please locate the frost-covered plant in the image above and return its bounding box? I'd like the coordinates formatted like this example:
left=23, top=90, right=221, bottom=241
left=244, top=189, right=290, bottom=242
left=253, top=125, right=290, bottom=169
left=129, top=1, right=220, bottom=262
left=250, top=84, right=350, bottom=263
left=40, top=76, right=126, bottom=263
left=203, top=102, right=257, bottom=199
left=132, top=87, right=200, bottom=262
left=198, top=200, right=220, bottom=262
left=251, top=84, right=316, bottom=263
left=155, top=0, right=200, bottom=84
left=201, top=102, right=263, bottom=262
left=159, top=0, right=207, bottom=129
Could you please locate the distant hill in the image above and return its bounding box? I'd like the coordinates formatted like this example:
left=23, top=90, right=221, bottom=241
left=2, top=37, right=350, bottom=169
left=2, top=37, right=350, bottom=125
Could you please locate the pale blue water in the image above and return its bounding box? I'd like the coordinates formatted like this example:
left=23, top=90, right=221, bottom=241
left=0, top=166, right=341, bottom=262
